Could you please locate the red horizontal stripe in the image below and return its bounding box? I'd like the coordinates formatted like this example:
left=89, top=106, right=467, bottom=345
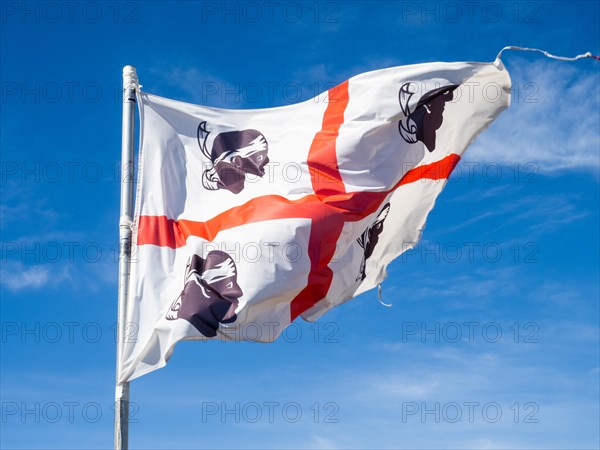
left=137, top=153, right=461, bottom=250
left=396, top=153, right=460, bottom=187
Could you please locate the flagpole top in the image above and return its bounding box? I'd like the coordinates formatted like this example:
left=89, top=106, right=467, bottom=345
left=122, top=65, right=139, bottom=92
left=123, top=65, right=137, bottom=76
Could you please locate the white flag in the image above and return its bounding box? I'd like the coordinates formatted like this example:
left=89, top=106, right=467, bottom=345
left=120, top=59, right=511, bottom=382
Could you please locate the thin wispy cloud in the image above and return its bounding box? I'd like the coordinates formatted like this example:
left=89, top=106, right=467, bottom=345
left=468, top=58, right=600, bottom=174
left=148, top=65, right=231, bottom=106
left=440, top=192, right=590, bottom=237
left=0, top=262, right=71, bottom=292
left=0, top=202, right=58, bottom=229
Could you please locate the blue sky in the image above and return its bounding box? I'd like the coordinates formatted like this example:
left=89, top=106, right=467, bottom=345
left=1, top=1, right=599, bottom=448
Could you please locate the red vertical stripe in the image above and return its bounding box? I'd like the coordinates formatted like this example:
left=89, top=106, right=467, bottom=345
left=289, top=81, right=350, bottom=320
left=307, top=81, right=349, bottom=196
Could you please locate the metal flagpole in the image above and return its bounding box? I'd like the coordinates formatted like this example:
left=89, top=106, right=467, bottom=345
left=115, top=65, right=138, bottom=450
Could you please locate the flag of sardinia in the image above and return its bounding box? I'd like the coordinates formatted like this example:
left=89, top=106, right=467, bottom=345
left=119, top=59, right=511, bottom=382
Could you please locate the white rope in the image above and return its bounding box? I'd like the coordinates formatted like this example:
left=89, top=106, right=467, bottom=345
left=496, top=46, right=596, bottom=62
left=377, top=283, right=392, bottom=308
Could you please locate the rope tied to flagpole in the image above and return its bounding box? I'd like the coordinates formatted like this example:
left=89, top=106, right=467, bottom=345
left=496, top=45, right=600, bottom=62
left=119, top=216, right=133, bottom=228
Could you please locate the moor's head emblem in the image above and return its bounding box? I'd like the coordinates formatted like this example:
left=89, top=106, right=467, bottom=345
left=356, top=203, right=391, bottom=282
left=166, top=250, right=242, bottom=337
left=399, top=82, right=459, bottom=152
left=198, top=121, right=269, bottom=194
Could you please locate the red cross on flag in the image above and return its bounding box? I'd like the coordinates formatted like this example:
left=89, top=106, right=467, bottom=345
left=119, top=59, right=511, bottom=382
